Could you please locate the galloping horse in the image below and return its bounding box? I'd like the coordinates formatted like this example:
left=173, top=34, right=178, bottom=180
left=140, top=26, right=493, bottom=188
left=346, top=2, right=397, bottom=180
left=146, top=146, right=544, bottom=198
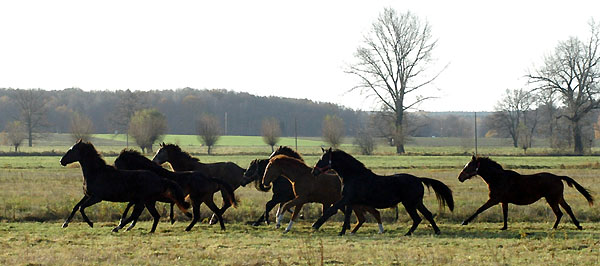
left=152, top=143, right=245, bottom=224
left=312, top=148, right=454, bottom=236
left=263, top=155, right=383, bottom=234
left=458, top=156, right=594, bottom=230
left=240, top=146, right=303, bottom=226
left=60, top=140, right=191, bottom=233
left=114, top=150, right=237, bottom=231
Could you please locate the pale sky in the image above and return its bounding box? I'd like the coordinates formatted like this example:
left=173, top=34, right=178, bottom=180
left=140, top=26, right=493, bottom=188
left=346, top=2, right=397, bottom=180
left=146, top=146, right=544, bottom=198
left=0, top=0, right=598, bottom=112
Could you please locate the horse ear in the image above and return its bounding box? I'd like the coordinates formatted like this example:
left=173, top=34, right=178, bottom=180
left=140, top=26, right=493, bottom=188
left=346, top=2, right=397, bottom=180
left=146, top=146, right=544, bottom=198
left=321, top=147, right=325, bottom=153
left=472, top=155, right=476, bottom=160
left=328, top=147, right=332, bottom=152
left=76, top=139, right=82, bottom=144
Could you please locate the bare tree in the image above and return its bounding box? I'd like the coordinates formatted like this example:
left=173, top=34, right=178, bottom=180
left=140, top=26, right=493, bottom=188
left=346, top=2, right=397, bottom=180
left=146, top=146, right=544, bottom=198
left=261, top=117, right=281, bottom=152
left=347, top=8, right=444, bottom=154
left=528, top=19, right=600, bottom=154
left=2, top=121, right=27, bottom=152
left=354, top=128, right=377, bottom=155
left=490, top=88, right=534, bottom=147
left=128, top=109, right=167, bottom=153
left=12, top=89, right=48, bottom=147
left=322, top=115, right=344, bottom=148
left=109, top=89, right=146, bottom=147
left=70, top=111, right=95, bottom=142
left=196, top=114, right=221, bottom=155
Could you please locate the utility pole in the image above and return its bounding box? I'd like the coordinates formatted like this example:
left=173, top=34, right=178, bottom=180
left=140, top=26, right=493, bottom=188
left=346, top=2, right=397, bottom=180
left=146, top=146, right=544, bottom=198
left=294, top=117, right=298, bottom=151
left=224, top=112, right=228, bottom=135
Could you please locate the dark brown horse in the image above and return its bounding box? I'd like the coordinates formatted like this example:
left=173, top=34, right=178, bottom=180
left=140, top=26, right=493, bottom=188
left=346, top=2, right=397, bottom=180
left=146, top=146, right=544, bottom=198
left=60, top=140, right=191, bottom=233
left=312, top=148, right=454, bottom=236
left=458, top=156, right=594, bottom=230
left=114, top=149, right=237, bottom=231
left=152, top=143, right=245, bottom=224
left=263, top=155, right=384, bottom=234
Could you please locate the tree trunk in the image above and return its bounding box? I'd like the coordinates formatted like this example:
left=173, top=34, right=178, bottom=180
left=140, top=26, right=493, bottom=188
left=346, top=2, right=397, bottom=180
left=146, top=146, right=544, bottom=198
left=573, top=120, right=584, bottom=155
left=28, top=125, right=33, bottom=147
left=207, top=146, right=212, bottom=155
left=395, top=110, right=405, bottom=154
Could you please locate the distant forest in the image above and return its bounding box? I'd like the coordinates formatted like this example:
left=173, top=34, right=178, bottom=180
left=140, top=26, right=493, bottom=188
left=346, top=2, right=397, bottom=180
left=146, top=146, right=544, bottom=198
left=0, top=88, right=486, bottom=138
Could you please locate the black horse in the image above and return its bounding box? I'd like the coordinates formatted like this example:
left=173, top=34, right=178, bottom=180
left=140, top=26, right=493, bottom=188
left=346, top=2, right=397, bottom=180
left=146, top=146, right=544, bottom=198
left=458, top=156, right=594, bottom=230
left=114, top=149, right=237, bottom=231
left=60, top=140, right=191, bottom=233
left=311, top=148, right=454, bottom=236
left=240, top=146, right=303, bottom=227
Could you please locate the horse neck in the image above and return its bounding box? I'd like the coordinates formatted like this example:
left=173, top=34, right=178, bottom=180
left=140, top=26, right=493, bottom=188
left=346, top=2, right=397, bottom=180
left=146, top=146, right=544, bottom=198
left=477, top=165, right=507, bottom=186
left=332, top=160, right=372, bottom=180
left=168, top=153, right=202, bottom=171
left=278, top=161, right=313, bottom=184
left=78, top=155, right=110, bottom=182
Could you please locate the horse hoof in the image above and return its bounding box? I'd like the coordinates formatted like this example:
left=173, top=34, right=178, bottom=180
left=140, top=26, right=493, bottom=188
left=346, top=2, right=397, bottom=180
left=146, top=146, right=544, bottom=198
left=404, top=232, right=412, bottom=236
left=338, top=232, right=345, bottom=236
left=185, top=228, right=192, bottom=232
left=112, top=227, right=120, bottom=233
left=88, top=223, right=94, bottom=228
left=500, top=227, right=507, bottom=231
left=283, top=230, right=289, bottom=234
left=577, top=226, right=583, bottom=230
left=461, top=221, right=468, bottom=226
left=61, top=223, right=69, bottom=228
left=435, top=230, right=441, bottom=235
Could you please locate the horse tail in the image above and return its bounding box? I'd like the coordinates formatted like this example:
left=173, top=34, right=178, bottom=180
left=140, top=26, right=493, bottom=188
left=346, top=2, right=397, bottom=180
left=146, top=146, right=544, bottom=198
left=162, top=179, right=192, bottom=213
left=210, top=177, right=238, bottom=208
left=560, top=176, right=594, bottom=206
left=419, top=178, right=455, bottom=211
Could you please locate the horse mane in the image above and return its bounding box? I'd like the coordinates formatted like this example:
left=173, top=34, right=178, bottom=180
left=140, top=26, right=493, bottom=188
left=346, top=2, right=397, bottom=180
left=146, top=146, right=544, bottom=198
left=249, top=159, right=271, bottom=191
left=331, top=149, right=373, bottom=175
left=476, top=156, right=504, bottom=171
left=79, top=141, right=109, bottom=167
left=117, top=149, right=166, bottom=172
left=269, top=154, right=310, bottom=171
left=271, top=146, right=304, bottom=162
left=163, top=143, right=200, bottom=163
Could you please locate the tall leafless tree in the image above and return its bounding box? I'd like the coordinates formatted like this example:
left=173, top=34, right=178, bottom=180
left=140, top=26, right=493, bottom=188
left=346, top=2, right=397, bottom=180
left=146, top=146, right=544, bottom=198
left=2, top=121, right=27, bottom=152
left=528, top=19, right=600, bottom=154
left=261, top=117, right=281, bottom=152
left=128, top=109, right=167, bottom=153
left=347, top=8, right=444, bottom=154
left=196, top=114, right=221, bottom=155
left=70, top=111, right=95, bottom=142
left=490, top=88, right=535, bottom=147
left=12, top=89, right=48, bottom=147
left=322, top=115, right=344, bottom=148
left=109, top=89, right=146, bottom=147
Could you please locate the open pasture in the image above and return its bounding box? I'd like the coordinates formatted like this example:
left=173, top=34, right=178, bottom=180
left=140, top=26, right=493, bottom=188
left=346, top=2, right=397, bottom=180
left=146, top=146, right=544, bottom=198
left=1, top=151, right=600, bottom=264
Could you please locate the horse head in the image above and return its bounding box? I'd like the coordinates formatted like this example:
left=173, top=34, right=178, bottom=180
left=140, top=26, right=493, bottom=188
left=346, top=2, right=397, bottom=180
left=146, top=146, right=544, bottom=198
left=312, top=147, right=333, bottom=176
left=458, top=155, right=479, bottom=182
left=152, top=143, right=172, bottom=164
left=241, top=159, right=261, bottom=186
left=262, top=158, right=283, bottom=187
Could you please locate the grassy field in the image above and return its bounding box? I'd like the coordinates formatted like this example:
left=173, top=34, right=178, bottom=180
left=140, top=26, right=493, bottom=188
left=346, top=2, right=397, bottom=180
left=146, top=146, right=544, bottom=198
left=2, top=138, right=600, bottom=264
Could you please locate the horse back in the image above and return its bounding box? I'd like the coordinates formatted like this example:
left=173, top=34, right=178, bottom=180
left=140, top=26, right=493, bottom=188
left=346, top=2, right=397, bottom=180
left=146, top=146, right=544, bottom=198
left=344, top=173, right=423, bottom=209
left=85, top=168, right=165, bottom=202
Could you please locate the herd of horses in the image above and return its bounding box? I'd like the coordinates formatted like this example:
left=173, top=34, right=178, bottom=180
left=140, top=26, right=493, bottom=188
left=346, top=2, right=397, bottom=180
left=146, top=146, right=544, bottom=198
left=59, top=140, right=594, bottom=236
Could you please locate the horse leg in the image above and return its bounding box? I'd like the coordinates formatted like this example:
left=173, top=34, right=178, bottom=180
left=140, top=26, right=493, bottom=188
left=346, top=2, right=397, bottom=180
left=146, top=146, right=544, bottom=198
left=500, top=202, right=509, bottom=230
left=170, top=202, right=175, bottom=224
left=79, top=196, right=102, bottom=228
left=144, top=202, right=161, bottom=233
left=403, top=202, right=422, bottom=236
left=185, top=200, right=201, bottom=232
left=258, top=198, right=280, bottom=226
left=462, top=198, right=499, bottom=226
left=205, top=200, right=227, bottom=231
left=114, top=203, right=144, bottom=232
left=209, top=190, right=232, bottom=225
left=116, top=202, right=135, bottom=229
left=62, top=195, right=89, bottom=228
left=284, top=202, right=305, bottom=233
left=559, top=198, right=582, bottom=230
left=339, top=204, right=353, bottom=236
left=278, top=197, right=304, bottom=231
left=417, top=202, right=440, bottom=234
left=350, top=206, right=366, bottom=235
left=369, top=208, right=384, bottom=234
left=313, top=197, right=348, bottom=230
left=395, top=205, right=399, bottom=222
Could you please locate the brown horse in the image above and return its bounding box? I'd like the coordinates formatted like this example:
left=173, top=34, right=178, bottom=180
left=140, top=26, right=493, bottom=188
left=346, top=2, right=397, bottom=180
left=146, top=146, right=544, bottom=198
left=458, top=156, right=594, bottom=230
left=263, top=155, right=384, bottom=234
left=152, top=143, right=245, bottom=224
